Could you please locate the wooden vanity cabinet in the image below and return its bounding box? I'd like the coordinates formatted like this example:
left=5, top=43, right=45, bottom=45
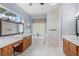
left=12, top=40, right=23, bottom=54
left=78, top=47, right=79, bottom=56
left=69, top=42, right=77, bottom=56
left=23, top=38, right=29, bottom=50
left=26, top=36, right=32, bottom=45
left=0, top=49, right=1, bottom=56
left=23, top=36, right=32, bottom=51
left=1, top=45, right=13, bottom=56
left=0, top=35, right=32, bottom=56
left=63, top=39, right=70, bottom=56
left=64, top=39, right=78, bottom=56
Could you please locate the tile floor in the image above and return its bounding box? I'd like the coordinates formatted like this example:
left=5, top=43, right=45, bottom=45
left=21, top=43, right=65, bottom=56
left=21, top=45, right=65, bottom=56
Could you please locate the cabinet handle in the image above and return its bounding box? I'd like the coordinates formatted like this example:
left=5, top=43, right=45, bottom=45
left=71, top=44, right=75, bottom=48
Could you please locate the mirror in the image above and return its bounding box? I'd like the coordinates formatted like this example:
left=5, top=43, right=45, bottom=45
left=76, top=16, right=79, bottom=36
left=0, top=5, right=24, bottom=36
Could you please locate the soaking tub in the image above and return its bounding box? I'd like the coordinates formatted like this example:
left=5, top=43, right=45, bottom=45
left=32, top=33, right=48, bottom=46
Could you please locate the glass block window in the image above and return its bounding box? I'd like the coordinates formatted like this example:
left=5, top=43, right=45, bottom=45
left=32, top=23, right=46, bottom=34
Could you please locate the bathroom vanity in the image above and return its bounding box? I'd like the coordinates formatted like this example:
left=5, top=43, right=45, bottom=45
left=0, top=4, right=33, bottom=56
left=0, top=35, right=32, bottom=56
left=63, top=35, right=79, bottom=56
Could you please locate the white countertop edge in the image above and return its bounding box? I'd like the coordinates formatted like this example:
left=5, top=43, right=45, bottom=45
left=63, top=35, right=79, bottom=46
left=0, top=34, right=32, bottom=48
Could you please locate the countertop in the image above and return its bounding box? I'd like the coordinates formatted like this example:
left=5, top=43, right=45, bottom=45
left=63, top=35, right=79, bottom=46
left=0, top=33, right=31, bottom=48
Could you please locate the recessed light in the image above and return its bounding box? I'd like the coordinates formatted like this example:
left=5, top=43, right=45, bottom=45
left=50, top=3, right=56, bottom=6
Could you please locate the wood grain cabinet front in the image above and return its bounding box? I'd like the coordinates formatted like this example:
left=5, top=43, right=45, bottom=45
left=12, top=40, right=23, bottom=54
left=27, top=36, right=32, bottom=45
left=69, top=42, right=77, bottom=56
left=22, top=36, right=32, bottom=51
left=0, top=48, right=1, bottom=56
left=1, top=45, right=13, bottom=56
left=23, top=39, right=28, bottom=50
left=64, top=39, right=78, bottom=56
left=63, top=39, right=70, bottom=56
left=0, top=35, right=32, bottom=56
left=78, top=46, right=79, bottom=56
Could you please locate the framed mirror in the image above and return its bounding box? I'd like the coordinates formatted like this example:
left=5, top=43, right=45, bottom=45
left=76, top=16, right=79, bottom=36
left=0, top=5, right=24, bottom=36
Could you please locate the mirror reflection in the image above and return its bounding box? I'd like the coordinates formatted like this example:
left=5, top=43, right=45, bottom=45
left=0, top=5, right=24, bottom=36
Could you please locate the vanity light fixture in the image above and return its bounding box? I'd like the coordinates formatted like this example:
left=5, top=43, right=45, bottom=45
left=75, top=11, right=79, bottom=17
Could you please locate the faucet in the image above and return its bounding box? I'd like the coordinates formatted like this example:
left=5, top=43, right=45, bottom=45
left=37, top=33, right=39, bottom=37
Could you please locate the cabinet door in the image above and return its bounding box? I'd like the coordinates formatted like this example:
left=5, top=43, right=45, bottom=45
left=78, top=46, right=79, bottom=56
left=23, top=39, right=28, bottom=50
left=25, top=39, right=29, bottom=48
left=70, top=42, right=77, bottom=56
left=2, top=45, right=13, bottom=56
left=0, top=48, right=1, bottom=56
left=23, top=36, right=32, bottom=51
left=63, top=39, right=70, bottom=56
left=27, top=36, right=32, bottom=45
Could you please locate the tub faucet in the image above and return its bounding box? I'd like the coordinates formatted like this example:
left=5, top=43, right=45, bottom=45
left=37, top=33, right=39, bottom=37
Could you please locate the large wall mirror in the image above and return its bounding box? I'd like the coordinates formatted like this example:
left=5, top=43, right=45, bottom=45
left=0, top=5, right=24, bottom=36
left=76, top=16, right=79, bottom=36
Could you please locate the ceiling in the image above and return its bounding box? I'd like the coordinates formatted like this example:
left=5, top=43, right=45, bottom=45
left=16, top=3, right=59, bottom=16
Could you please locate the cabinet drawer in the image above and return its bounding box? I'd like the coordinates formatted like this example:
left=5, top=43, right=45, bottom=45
left=13, top=40, right=22, bottom=47
left=2, top=45, right=12, bottom=51
left=70, top=42, right=77, bottom=56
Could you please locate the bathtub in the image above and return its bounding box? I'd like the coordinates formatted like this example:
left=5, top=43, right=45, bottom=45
left=32, top=33, right=48, bottom=46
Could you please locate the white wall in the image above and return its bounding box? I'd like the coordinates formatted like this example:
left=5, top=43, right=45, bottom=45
left=47, top=11, right=59, bottom=46
left=61, top=3, right=76, bottom=35
left=32, top=15, right=46, bottom=19
left=76, top=4, right=79, bottom=11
